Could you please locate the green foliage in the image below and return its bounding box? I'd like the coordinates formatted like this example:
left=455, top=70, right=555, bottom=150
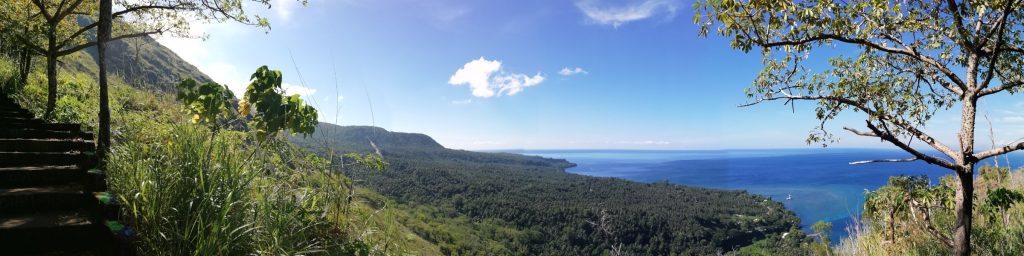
left=863, top=175, right=954, bottom=243
left=51, top=93, right=89, bottom=123
left=846, top=171, right=1024, bottom=255
left=810, top=221, right=832, bottom=255
left=985, top=188, right=1024, bottom=211
left=175, top=78, right=234, bottom=126
left=983, top=187, right=1024, bottom=225
left=345, top=152, right=387, bottom=171
left=731, top=229, right=812, bottom=256
left=240, top=66, right=318, bottom=140
left=692, top=1, right=1017, bottom=144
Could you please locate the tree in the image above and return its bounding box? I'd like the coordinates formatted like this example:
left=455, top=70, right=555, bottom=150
left=0, top=1, right=38, bottom=88
left=695, top=1, right=1024, bottom=255
left=810, top=220, right=832, bottom=255
left=93, top=0, right=306, bottom=154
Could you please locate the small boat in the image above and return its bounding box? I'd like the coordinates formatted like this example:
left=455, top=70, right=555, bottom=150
left=786, top=194, right=792, bottom=200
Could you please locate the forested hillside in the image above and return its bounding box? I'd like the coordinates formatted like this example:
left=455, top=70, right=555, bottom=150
left=292, top=123, right=802, bottom=255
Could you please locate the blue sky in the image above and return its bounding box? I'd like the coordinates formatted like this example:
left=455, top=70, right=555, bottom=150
left=155, top=0, right=1024, bottom=150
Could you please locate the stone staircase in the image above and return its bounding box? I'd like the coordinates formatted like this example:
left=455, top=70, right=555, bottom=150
left=0, top=95, right=123, bottom=255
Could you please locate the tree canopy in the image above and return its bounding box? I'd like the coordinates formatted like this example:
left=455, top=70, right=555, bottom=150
left=695, top=1, right=1024, bottom=255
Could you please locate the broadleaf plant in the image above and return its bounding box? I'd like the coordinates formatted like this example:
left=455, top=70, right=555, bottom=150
left=239, top=65, right=318, bottom=141
left=175, top=78, right=234, bottom=127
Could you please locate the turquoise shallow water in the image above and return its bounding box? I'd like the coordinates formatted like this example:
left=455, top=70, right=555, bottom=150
left=512, top=148, right=1008, bottom=243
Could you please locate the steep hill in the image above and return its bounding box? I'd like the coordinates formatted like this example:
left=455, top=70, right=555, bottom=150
left=84, top=36, right=213, bottom=92
left=291, top=123, right=801, bottom=255
left=302, top=124, right=576, bottom=169
left=70, top=17, right=212, bottom=92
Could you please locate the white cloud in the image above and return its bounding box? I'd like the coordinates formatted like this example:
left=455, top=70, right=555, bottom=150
left=576, top=0, right=679, bottom=28
left=337, top=94, right=345, bottom=101
left=449, top=57, right=501, bottom=97
left=448, top=57, right=545, bottom=98
left=451, top=99, right=473, bottom=105
left=282, top=83, right=318, bottom=97
left=274, top=0, right=300, bottom=21
left=204, top=62, right=247, bottom=97
left=613, top=140, right=673, bottom=145
left=559, top=67, right=588, bottom=76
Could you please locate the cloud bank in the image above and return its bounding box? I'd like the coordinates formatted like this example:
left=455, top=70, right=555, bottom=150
left=576, top=0, right=679, bottom=27
left=559, top=67, right=588, bottom=76
left=282, top=83, right=318, bottom=97
left=448, top=57, right=545, bottom=98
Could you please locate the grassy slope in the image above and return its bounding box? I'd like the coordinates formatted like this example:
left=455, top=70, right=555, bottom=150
left=0, top=44, right=442, bottom=255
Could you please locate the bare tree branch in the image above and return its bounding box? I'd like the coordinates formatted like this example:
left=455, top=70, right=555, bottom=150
left=978, top=0, right=1016, bottom=90
left=979, top=81, right=1024, bottom=96
left=113, top=4, right=193, bottom=18
left=975, top=141, right=1024, bottom=162
left=911, top=199, right=955, bottom=249
left=745, top=93, right=960, bottom=160
left=30, top=0, right=53, bottom=21
left=56, top=30, right=162, bottom=56
left=59, top=22, right=98, bottom=48
left=864, top=121, right=959, bottom=170
left=51, top=0, right=85, bottom=22
left=844, top=127, right=879, bottom=137
left=945, top=0, right=978, bottom=54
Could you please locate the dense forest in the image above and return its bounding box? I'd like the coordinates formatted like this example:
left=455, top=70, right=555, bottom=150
left=292, top=124, right=802, bottom=255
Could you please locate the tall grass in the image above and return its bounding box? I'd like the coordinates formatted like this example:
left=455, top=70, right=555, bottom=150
left=108, top=126, right=257, bottom=255
left=106, top=124, right=380, bottom=255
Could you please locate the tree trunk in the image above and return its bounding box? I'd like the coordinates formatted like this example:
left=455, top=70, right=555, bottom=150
left=17, top=46, right=31, bottom=87
left=44, top=21, right=58, bottom=119
left=44, top=50, right=57, bottom=119
left=97, top=0, right=112, bottom=158
left=953, top=93, right=978, bottom=256
left=952, top=167, right=973, bottom=256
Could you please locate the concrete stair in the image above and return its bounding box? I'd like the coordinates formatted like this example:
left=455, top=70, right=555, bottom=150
left=0, top=94, right=123, bottom=255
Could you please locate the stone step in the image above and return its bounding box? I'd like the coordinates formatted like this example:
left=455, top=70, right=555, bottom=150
left=0, top=94, right=119, bottom=254
left=0, top=138, right=94, bottom=152
left=0, top=165, right=86, bottom=189
left=0, top=105, right=28, bottom=112
left=0, top=184, right=93, bottom=214
left=0, top=122, right=83, bottom=132
left=0, top=211, right=114, bottom=254
left=0, top=128, right=90, bottom=140
left=0, top=110, right=33, bottom=118
left=0, top=152, right=90, bottom=168
left=0, top=116, right=39, bottom=122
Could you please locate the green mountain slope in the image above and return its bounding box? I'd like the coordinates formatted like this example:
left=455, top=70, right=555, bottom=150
left=84, top=36, right=213, bottom=92
left=291, top=123, right=802, bottom=255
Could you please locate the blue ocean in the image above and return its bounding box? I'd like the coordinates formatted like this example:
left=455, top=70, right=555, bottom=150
left=515, top=148, right=1017, bottom=243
